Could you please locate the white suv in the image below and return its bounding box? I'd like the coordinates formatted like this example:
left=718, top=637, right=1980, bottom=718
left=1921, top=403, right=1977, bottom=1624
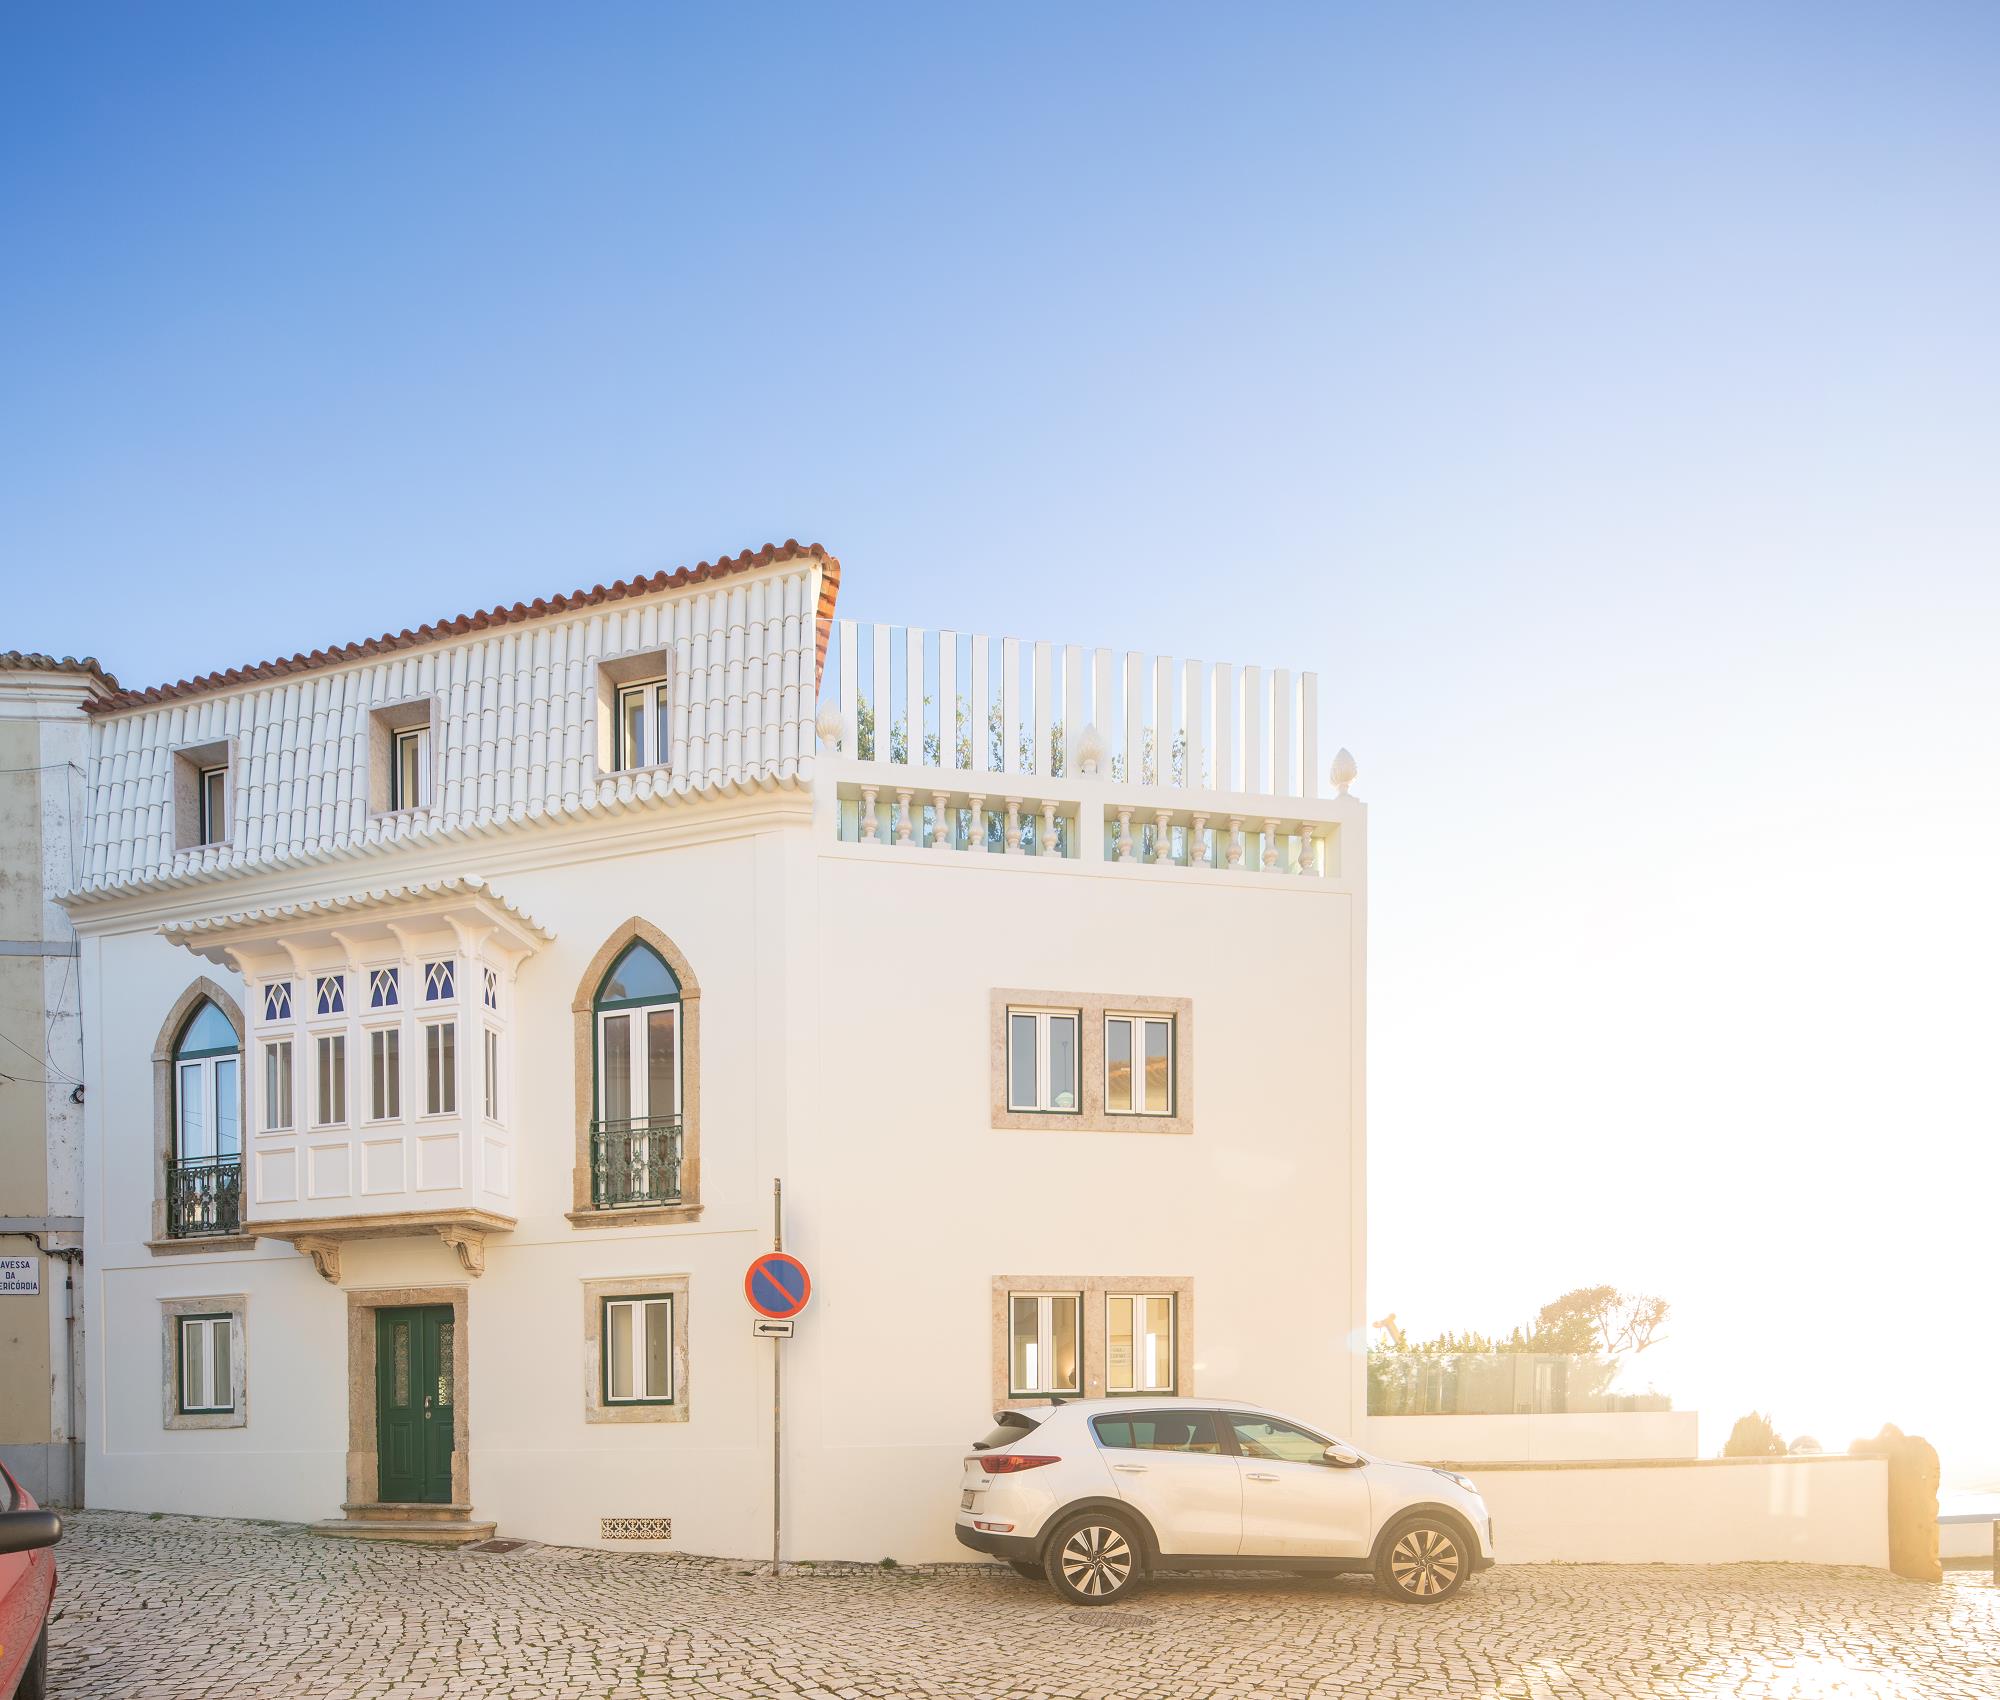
left=954, top=1398, right=1494, bottom=1605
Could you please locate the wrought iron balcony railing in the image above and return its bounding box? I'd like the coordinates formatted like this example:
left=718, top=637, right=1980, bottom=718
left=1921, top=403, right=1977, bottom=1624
left=167, top=1154, right=242, bottom=1238
left=590, top=1117, right=684, bottom=1210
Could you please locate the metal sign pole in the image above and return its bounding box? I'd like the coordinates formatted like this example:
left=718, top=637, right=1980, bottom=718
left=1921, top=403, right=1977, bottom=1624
left=772, top=1178, right=782, bottom=1576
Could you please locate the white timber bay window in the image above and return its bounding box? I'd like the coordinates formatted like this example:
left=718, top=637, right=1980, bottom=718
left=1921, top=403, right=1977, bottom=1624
left=1007, top=1007, right=1079, bottom=1113
left=1105, top=1014, right=1174, bottom=1116
left=602, top=1294, right=674, bottom=1406
left=1009, top=1292, right=1082, bottom=1397
left=1107, top=1293, right=1177, bottom=1394
left=178, top=1314, right=233, bottom=1414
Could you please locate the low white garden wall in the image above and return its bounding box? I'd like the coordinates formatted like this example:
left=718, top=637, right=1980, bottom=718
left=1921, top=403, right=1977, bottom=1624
left=1464, top=1455, right=1888, bottom=1566
left=1368, top=1410, right=1699, bottom=1463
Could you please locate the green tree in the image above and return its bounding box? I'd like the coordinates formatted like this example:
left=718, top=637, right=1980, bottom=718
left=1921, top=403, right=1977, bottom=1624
left=1723, top=1412, right=1787, bottom=1457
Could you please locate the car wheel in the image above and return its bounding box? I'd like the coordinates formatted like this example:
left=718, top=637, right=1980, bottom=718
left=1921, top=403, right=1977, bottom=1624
left=1006, top=1558, right=1043, bottom=1580
left=16, top=1625, right=47, bottom=1700
left=1374, top=1517, right=1470, bottom=1603
left=1044, top=1510, right=1143, bottom=1606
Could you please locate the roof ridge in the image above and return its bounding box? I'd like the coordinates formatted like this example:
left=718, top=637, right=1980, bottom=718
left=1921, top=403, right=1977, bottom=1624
left=89, top=540, right=840, bottom=715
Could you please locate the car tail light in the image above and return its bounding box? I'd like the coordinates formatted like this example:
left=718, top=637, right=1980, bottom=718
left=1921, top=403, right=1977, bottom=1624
left=978, top=1454, right=1060, bottom=1475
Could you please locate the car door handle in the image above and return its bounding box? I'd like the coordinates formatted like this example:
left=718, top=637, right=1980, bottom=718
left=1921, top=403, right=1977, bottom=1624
left=1112, top=1463, right=1148, bottom=1473
left=1246, top=1472, right=1279, bottom=1482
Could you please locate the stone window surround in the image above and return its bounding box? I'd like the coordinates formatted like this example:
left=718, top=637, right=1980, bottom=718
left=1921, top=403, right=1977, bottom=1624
left=344, top=1284, right=470, bottom=1508
left=161, top=1294, right=248, bottom=1430
left=593, top=647, right=673, bottom=778
left=580, top=1274, right=691, bottom=1423
left=149, top=978, right=258, bottom=1257
left=568, top=918, right=702, bottom=1228
left=989, top=990, right=1194, bottom=1135
left=991, top=1275, right=1194, bottom=1409
left=366, top=695, right=438, bottom=816
left=171, top=737, right=235, bottom=852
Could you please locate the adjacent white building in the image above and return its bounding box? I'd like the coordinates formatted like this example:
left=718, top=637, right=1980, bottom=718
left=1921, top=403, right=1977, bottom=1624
left=62, top=541, right=1367, bottom=1561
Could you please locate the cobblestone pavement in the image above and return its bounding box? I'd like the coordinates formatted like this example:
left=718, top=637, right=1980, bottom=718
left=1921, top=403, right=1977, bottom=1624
left=43, top=1512, right=2000, bottom=1699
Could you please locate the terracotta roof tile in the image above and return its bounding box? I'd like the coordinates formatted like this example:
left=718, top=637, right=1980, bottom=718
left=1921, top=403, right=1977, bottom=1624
left=1, top=651, right=121, bottom=690
left=89, top=540, right=841, bottom=715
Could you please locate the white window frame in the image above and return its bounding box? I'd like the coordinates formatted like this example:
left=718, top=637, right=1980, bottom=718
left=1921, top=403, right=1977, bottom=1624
left=423, top=959, right=456, bottom=1003
left=313, top=1032, right=348, bottom=1127
left=262, top=1039, right=293, bottom=1132
left=315, top=974, right=345, bottom=1018
left=179, top=1314, right=234, bottom=1414
left=1104, top=1013, right=1175, bottom=1116
left=1106, top=1291, right=1177, bottom=1395
left=602, top=1294, right=675, bottom=1404
left=262, top=981, right=292, bottom=1023
left=482, top=1025, right=500, bottom=1123
left=367, top=966, right=400, bottom=1010
left=366, top=1024, right=403, bottom=1122
left=1008, top=1290, right=1083, bottom=1398
left=389, top=725, right=431, bottom=811
left=175, top=1053, right=241, bottom=1160
left=1005, top=1007, right=1080, bottom=1114
left=595, top=1002, right=681, bottom=1125
left=422, top=1019, right=457, bottom=1117
left=197, top=763, right=229, bottom=845
left=614, top=678, right=670, bottom=772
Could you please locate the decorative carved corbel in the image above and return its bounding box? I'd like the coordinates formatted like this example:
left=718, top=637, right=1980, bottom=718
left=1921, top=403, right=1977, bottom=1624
left=294, top=1235, right=342, bottom=1285
left=438, top=1226, right=486, bottom=1276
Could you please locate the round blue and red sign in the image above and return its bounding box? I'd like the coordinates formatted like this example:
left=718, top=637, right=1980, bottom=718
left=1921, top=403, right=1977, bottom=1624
left=744, top=1252, right=812, bottom=1320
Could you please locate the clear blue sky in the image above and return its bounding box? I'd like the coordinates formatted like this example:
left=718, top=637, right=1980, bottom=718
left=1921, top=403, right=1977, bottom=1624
left=5, top=4, right=1996, bottom=1477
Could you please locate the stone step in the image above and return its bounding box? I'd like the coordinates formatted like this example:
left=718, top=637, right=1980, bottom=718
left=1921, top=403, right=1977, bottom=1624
left=312, top=1515, right=497, bottom=1546
left=340, top=1502, right=478, bottom=1523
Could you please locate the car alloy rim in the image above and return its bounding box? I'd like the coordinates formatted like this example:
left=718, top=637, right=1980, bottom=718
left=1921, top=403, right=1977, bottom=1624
left=1389, top=1527, right=1462, bottom=1595
left=1059, top=1524, right=1133, bottom=1596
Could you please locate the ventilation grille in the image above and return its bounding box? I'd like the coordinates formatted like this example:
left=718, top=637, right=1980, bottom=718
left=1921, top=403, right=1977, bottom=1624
left=601, top=1516, right=672, bottom=1542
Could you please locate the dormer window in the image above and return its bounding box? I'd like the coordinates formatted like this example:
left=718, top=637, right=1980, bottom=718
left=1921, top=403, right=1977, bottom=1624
left=615, top=679, right=670, bottom=771
left=173, top=739, right=235, bottom=852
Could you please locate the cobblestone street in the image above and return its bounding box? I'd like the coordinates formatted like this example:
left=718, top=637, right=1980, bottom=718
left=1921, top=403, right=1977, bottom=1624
left=44, top=1513, right=2000, bottom=1699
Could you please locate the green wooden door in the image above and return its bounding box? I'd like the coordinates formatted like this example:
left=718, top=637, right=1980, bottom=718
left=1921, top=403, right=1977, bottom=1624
left=376, top=1305, right=455, bottom=1504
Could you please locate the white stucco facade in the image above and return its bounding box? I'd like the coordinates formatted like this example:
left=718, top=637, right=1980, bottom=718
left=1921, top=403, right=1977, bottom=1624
left=64, top=545, right=1367, bottom=1562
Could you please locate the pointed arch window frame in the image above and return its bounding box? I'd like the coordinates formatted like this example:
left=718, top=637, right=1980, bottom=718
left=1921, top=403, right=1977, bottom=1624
left=569, top=920, right=702, bottom=1228
left=149, top=979, right=256, bottom=1254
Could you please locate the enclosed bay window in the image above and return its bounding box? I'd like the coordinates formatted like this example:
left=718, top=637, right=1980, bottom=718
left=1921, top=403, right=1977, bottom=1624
left=1009, top=1291, right=1082, bottom=1397
left=314, top=1033, right=348, bottom=1126
left=170, top=999, right=242, bottom=1237
left=368, top=1027, right=401, bottom=1121
left=1007, top=1007, right=1079, bottom=1113
left=263, top=1039, right=294, bottom=1131
left=602, top=1294, right=674, bottom=1405
left=423, top=1021, right=457, bottom=1116
left=178, top=1314, right=234, bottom=1414
left=1105, top=1014, right=1174, bottom=1116
left=614, top=678, right=671, bottom=771
left=390, top=725, right=430, bottom=810
left=591, top=941, right=682, bottom=1209
left=1107, top=1292, right=1177, bottom=1394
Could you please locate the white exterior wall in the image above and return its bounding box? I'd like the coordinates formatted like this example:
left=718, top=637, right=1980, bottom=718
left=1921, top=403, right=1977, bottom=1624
left=1473, top=1458, right=1889, bottom=1566
left=1367, top=1411, right=1701, bottom=1464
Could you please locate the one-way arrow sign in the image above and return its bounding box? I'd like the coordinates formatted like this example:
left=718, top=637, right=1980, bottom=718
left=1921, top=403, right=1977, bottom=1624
left=752, top=1316, right=795, bottom=1338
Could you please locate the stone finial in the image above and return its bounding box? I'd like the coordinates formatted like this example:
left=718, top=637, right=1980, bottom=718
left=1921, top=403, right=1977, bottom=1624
left=1331, top=748, right=1358, bottom=796
left=813, top=702, right=845, bottom=751
left=1076, top=723, right=1107, bottom=777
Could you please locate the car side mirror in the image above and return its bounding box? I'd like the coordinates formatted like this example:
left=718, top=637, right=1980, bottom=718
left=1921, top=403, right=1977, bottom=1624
left=1325, top=1445, right=1364, bottom=1468
left=0, top=1511, right=60, bottom=1555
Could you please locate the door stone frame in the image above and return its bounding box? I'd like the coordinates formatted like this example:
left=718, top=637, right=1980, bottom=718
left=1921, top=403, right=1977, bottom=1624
left=345, top=1285, right=470, bottom=1507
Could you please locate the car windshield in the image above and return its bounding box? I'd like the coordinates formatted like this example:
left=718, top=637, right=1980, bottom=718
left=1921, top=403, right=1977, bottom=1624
left=974, top=1413, right=1042, bottom=1450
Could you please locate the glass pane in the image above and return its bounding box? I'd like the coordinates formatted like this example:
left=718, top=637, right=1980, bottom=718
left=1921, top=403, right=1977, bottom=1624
left=1008, top=1015, right=1038, bottom=1110
left=177, top=1061, right=208, bottom=1157
left=1230, top=1416, right=1328, bottom=1466
left=1106, top=1019, right=1133, bottom=1113
left=646, top=1009, right=676, bottom=1120
left=621, top=689, right=645, bottom=769
left=608, top=1303, right=634, bottom=1400
left=178, top=1000, right=236, bottom=1056
left=1048, top=1017, right=1078, bottom=1111
left=202, top=767, right=227, bottom=840
left=1144, top=1022, right=1171, bottom=1113
left=1143, top=1296, right=1174, bottom=1390
left=213, top=1059, right=239, bottom=1155
left=599, top=942, right=677, bottom=1004
left=328, top=1037, right=346, bottom=1123
left=601, top=1013, right=633, bottom=1121
left=484, top=1029, right=498, bottom=1119
left=373, top=1030, right=400, bottom=1119
left=434, top=1024, right=456, bottom=1114
left=1126, top=1411, right=1222, bottom=1453
left=266, top=1044, right=287, bottom=1129
left=213, top=1321, right=231, bottom=1407
left=644, top=1300, right=670, bottom=1399
left=183, top=1322, right=205, bottom=1408
left=398, top=731, right=425, bottom=807
left=393, top=1323, right=410, bottom=1405
left=1052, top=1295, right=1080, bottom=1392
left=1010, top=1296, right=1039, bottom=1393
left=438, top=1322, right=454, bottom=1407
left=1107, top=1295, right=1133, bottom=1390
left=654, top=689, right=671, bottom=771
